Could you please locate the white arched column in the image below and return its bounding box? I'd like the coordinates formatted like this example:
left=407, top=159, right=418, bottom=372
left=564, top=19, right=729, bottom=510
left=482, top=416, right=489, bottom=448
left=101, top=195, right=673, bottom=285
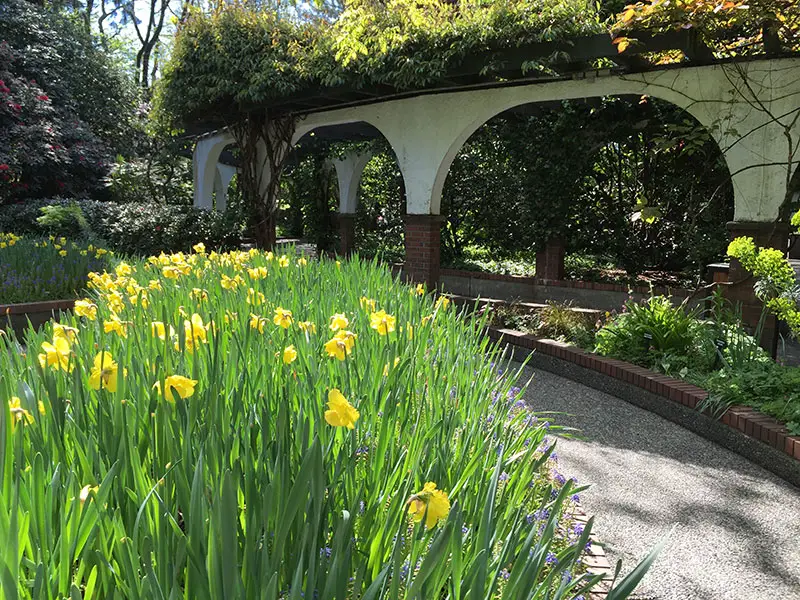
left=213, top=163, right=238, bottom=211
left=193, top=131, right=235, bottom=209
left=332, top=150, right=373, bottom=255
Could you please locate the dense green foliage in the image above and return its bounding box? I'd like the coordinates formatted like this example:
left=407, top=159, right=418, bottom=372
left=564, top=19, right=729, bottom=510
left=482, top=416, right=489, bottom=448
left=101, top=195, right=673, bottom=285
left=155, top=0, right=603, bottom=128
left=590, top=293, right=800, bottom=434
left=0, top=250, right=657, bottom=598
left=612, top=0, right=799, bottom=56
left=0, top=199, right=245, bottom=256
left=441, top=97, right=732, bottom=276
left=0, top=0, right=139, bottom=203
left=488, top=291, right=800, bottom=433
left=728, top=228, right=800, bottom=336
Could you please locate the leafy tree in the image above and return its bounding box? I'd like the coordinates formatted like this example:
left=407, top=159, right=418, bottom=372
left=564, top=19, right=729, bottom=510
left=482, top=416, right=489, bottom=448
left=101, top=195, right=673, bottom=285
left=612, top=0, right=799, bottom=55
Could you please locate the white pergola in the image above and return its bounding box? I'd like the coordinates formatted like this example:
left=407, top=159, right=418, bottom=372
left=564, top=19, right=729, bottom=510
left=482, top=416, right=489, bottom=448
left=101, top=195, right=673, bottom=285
left=192, top=56, right=800, bottom=284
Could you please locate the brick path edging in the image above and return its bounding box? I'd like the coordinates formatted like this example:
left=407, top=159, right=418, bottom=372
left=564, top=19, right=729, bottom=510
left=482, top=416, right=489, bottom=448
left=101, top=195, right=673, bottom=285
left=486, top=325, right=800, bottom=487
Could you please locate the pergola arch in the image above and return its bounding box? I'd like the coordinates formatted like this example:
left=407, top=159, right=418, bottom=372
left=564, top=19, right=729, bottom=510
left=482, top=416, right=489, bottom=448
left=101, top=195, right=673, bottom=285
left=193, top=57, right=800, bottom=291
left=193, top=131, right=236, bottom=210
left=425, top=74, right=720, bottom=217
left=287, top=58, right=800, bottom=224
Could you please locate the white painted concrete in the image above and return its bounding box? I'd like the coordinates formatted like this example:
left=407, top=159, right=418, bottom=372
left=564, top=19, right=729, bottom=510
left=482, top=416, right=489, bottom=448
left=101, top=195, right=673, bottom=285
left=332, top=150, right=373, bottom=213
left=198, top=58, right=800, bottom=223
left=193, top=131, right=235, bottom=209
left=213, top=163, right=238, bottom=211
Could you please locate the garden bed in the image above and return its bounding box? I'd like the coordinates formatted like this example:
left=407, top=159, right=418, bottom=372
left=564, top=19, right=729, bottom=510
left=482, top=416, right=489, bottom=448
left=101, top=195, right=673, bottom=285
left=1, top=250, right=660, bottom=598
left=451, top=294, right=800, bottom=487
left=0, top=298, right=76, bottom=338
left=439, top=267, right=697, bottom=312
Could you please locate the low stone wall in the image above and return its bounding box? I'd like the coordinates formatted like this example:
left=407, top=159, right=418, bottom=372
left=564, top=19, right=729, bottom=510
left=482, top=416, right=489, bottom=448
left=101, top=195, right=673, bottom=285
left=440, top=268, right=696, bottom=311
left=485, top=326, right=800, bottom=488
left=0, top=299, right=75, bottom=339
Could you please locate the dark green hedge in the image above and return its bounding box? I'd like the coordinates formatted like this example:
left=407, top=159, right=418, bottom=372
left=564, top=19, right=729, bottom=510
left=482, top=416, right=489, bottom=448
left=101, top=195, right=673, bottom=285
left=0, top=199, right=245, bottom=256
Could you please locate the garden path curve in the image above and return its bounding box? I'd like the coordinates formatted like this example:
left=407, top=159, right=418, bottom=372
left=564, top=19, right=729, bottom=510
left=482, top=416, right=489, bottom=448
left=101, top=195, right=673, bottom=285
left=520, top=365, right=800, bottom=600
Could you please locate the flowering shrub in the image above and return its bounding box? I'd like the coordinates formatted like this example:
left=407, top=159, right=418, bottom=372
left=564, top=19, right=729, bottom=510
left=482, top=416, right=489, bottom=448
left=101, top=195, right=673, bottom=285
left=0, top=41, right=110, bottom=202
left=0, top=233, right=111, bottom=303
left=0, top=251, right=654, bottom=598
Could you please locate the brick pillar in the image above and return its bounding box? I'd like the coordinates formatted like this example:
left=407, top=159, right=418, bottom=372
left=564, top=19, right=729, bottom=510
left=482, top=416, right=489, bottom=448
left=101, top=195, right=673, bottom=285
left=336, top=213, right=357, bottom=257
left=535, top=238, right=565, bottom=281
left=726, top=221, right=789, bottom=356
left=404, top=215, right=444, bottom=288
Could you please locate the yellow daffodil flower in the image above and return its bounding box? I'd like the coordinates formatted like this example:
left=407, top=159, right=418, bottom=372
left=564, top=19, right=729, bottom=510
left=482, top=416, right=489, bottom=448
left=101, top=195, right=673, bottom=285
left=435, top=296, right=450, bottom=310
left=181, top=314, right=208, bottom=353
left=250, top=313, right=267, bottom=333
left=193, top=242, right=206, bottom=254
left=298, top=320, right=316, bottom=334
left=407, top=482, right=451, bottom=529
left=103, top=317, right=129, bottom=338
left=59, top=249, right=68, bottom=257
left=324, top=330, right=356, bottom=361
left=247, top=288, right=265, bottom=305
left=324, top=389, right=359, bottom=429
left=8, top=396, right=34, bottom=424
left=79, top=484, right=99, bottom=507
left=115, top=263, right=133, bottom=277
left=247, top=266, right=268, bottom=280
left=282, top=345, right=298, bottom=365
left=88, top=351, right=126, bottom=393
left=150, top=321, right=175, bottom=341
left=191, top=288, right=208, bottom=300
left=329, top=313, right=349, bottom=331
left=74, top=299, right=97, bottom=320
left=153, top=375, right=197, bottom=402
left=278, top=255, right=290, bottom=268
left=383, top=356, right=401, bottom=376
left=106, top=291, right=125, bottom=314
left=220, top=274, right=240, bottom=290
left=415, top=283, right=425, bottom=296
left=38, top=336, right=72, bottom=371
left=370, top=310, right=396, bottom=335
left=297, top=257, right=307, bottom=266
left=148, top=279, right=162, bottom=291
left=273, top=307, right=293, bottom=329
left=53, top=323, right=79, bottom=344
left=163, top=265, right=181, bottom=279
left=360, top=296, right=376, bottom=311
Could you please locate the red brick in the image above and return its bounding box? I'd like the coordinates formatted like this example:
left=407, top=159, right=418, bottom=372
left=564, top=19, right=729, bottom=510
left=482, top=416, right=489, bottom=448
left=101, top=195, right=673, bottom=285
left=750, top=421, right=763, bottom=442
left=790, top=437, right=800, bottom=460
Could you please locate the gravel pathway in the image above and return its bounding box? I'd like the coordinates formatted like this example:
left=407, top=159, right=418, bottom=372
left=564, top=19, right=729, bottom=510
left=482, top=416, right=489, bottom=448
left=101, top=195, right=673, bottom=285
left=521, top=365, right=800, bottom=600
